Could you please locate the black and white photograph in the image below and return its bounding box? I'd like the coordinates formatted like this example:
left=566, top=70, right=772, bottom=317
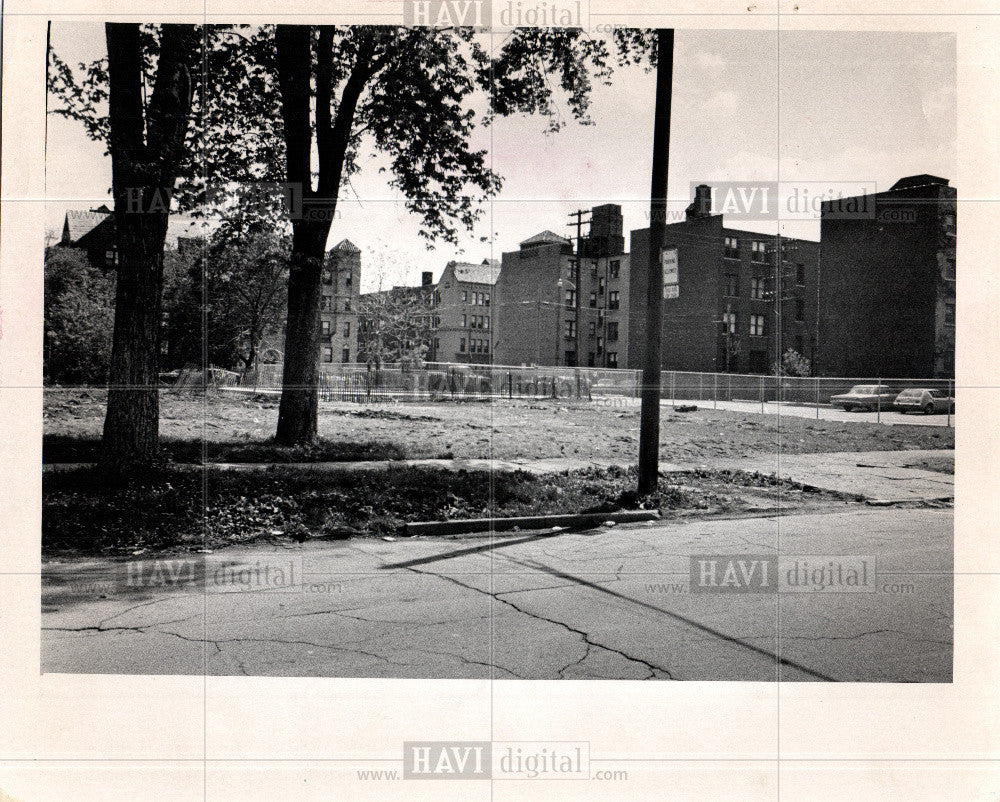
left=7, top=2, right=1000, bottom=798
left=38, top=21, right=957, bottom=683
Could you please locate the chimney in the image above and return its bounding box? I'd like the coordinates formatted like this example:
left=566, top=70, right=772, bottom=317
left=421, top=271, right=433, bottom=286
left=686, top=184, right=712, bottom=220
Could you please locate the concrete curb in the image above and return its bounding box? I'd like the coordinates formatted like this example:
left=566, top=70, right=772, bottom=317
left=403, top=509, right=661, bottom=537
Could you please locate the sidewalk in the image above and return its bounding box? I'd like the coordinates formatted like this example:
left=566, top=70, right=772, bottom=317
left=46, top=449, right=953, bottom=503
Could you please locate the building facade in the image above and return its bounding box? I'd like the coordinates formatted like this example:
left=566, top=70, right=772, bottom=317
left=319, top=239, right=362, bottom=365
left=628, top=185, right=821, bottom=374
left=494, top=204, right=631, bottom=368
left=430, top=259, right=500, bottom=364
left=358, top=272, right=435, bottom=365
left=815, top=174, right=956, bottom=379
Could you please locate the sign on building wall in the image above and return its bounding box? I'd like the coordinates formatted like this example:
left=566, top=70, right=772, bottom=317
left=661, top=248, right=679, bottom=298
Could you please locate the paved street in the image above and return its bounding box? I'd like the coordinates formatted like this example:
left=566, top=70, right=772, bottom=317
left=42, top=506, right=952, bottom=682
left=655, top=397, right=954, bottom=427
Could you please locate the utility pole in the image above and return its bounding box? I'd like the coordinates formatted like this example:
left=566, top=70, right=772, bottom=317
left=637, top=29, right=674, bottom=496
left=568, top=209, right=590, bottom=367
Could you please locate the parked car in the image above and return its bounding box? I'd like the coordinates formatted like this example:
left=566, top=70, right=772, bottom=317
left=894, top=388, right=955, bottom=414
left=829, top=384, right=898, bottom=411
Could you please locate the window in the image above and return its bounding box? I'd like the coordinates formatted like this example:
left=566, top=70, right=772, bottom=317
left=608, top=291, right=620, bottom=310
left=589, top=292, right=597, bottom=308
left=750, top=314, right=766, bottom=336
left=565, top=289, right=576, bottom=307
left=321, top=320, right=331, bottom=336
left=343, top=300, right=352, bottom=312
left=462, top=314, right=467, bottom=328
left=598, top=277, right=606, bottom=295
left=590, top=262, right=599, bottom=278
left=484, top=293, right=490, bottom=307
left=724, top=236, right=739, bottom=259
left=343, top=322, right=350, bottom=337
left=751, top=277, right=766, bottom=300
left=722, top=312, right=736, bottom=334
left=345, top=271, right=353, bottom=287
left=564, top=320, right=576, bottom=339
left=342, top=347, right=351, bottom=363
left=321, top=294, right=333, bottom=311
left=484, top=316, right=490, bottom=330
left=323, top=269, right=334, bottom=285
left=460, top=338, right=466, bottom=352
left=725, top=273, right=739, bottom=297
left=607, top=321, right=619, bottom=342
left=587, top=352, right=595, bottom=367
left=434, top=290, right=441, bottom=305
left=322, top=347, right=334, bottom=363
left=795, top=299, right=804, bottom=322
left=796, top=263, right=805, bottom=286
left=568, top=261, right=578, bottom=280
left=588, top=321, right=597, bottom=336
left=610, top=259, right=621, bottom=279
left=483, top=340, right=490, bottom=354
left=751, top=241, right=766, bottom=263
left=596, top=337, right=604, bottom=355
left=105, top=249, right=117, bottom=266
left=607, top=352, right=618, bottom=368
left=461, top=290, right=468, bottom=302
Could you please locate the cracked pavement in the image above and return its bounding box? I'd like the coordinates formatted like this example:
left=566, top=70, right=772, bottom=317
left=41, top=507, right=952, bottom=681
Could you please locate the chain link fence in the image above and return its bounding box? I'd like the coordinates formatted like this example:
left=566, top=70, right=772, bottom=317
left=211, top=361, right=953, bottom=425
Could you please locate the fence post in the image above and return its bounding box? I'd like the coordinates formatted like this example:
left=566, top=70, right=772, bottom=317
left=728, top=373, right=732, bottom=402
left=670, top=371, right=675, bottom=409
left=508, top=372, right=513, bottom=400
left=713, top=373, right=717, bottom=409
left=815, top=375, right=820, bottom=419
left=876, top=377, right=881, bottom=424
left=760, top=375, right=764, bottom=413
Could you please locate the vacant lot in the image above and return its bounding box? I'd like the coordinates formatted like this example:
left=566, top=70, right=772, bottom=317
left=44, top=388, right=953, bottom=466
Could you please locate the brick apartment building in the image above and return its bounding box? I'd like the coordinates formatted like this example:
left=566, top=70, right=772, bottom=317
left=429, top=259, right=500, bottom=364
left=357, top=272, right=435, bottom=364
left=815, top=174, right=956, bottom=379
left=628, top=185, right=820, bottom=374
left=319, top=239, right=361, bottom=365
left=495, top=205, right=631, bottom=368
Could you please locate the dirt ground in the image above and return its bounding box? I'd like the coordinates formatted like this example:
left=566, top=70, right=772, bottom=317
left=44, top=387, right=954, bottom=465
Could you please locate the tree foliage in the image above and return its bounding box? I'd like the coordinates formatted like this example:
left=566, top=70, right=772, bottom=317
left=44, top=247, right=115, bottom=384
left=774, top=347, right=812, bottom=377
left=165, top=218, right=290, bottom=372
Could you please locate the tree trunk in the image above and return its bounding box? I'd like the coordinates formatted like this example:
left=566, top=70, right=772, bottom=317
left=272, top=25, right=370, bottom=444
left=102, top=211, right=170, bottom=469
left=275, top=222, right=328, bottom=444
left=100, top=23, right=197, bottom=472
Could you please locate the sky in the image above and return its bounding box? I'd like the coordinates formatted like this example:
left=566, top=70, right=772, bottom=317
left=45, top=26, right=955, bottom=292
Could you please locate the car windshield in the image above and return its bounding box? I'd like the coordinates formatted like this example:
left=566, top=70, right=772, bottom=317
left=898, top=390, right=923, bottom=398
left=851, top=386, right=877, bottom=394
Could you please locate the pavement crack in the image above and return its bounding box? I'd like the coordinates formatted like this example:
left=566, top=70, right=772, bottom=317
left=407, top=567, right=674, bottom=680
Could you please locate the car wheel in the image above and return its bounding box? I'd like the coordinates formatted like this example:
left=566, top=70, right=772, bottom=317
left=922, top=402, right=934, bottom=415
left=843, top=404, right=853, bottom=412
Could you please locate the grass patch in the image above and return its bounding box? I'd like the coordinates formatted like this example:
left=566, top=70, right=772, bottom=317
left=42, top=464, right=848, bottom=556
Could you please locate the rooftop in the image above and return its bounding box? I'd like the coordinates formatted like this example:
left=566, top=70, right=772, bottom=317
left=519, top=230, right=572, bottom=248
left=449, top=259, right=501, bottom=286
